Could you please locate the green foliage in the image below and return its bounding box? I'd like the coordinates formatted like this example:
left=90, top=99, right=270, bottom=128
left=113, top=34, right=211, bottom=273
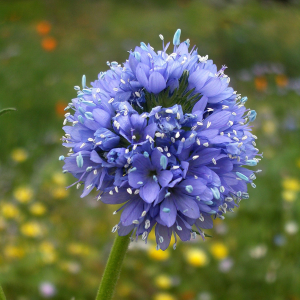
left=0, top=1, right=300, bottom=300
left=144, top=71, right=201, bottom=113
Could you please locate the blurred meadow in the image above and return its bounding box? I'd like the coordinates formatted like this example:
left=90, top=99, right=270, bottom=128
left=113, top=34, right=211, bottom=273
left=1, top=0, right=300, bottom=299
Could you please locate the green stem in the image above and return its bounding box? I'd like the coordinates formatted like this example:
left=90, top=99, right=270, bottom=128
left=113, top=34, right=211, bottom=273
left=0, top=286, right=7, bottom=300
left=95, top=233, right=131, bottom=300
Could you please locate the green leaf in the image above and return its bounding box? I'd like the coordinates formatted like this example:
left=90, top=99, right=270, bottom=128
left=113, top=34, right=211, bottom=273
left=144, top=71, right=201, bottom=113
left=0, top=108, right=16, bottom=117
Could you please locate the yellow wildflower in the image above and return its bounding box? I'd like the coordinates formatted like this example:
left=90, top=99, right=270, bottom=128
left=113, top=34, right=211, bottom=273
left=185, top=248, right=208, bottom=267
left=30, top=202, right=47, bottom=216
left=117, top=284, right=131, bottom=297
left=148, top=245, right=170, bottom=261
left=14, top=186, right=33, bottom=203
left=210, top=242, right=228, bottom=260
left=282, top=178, right=300, bottom=192
left=262, top=120, right=276, bottom=135
left=51, top=187, right=69, bottom=199
left=282, top=190, right=297, bottom=202
left=1, top=203, right=19, bottom=219
left=11, top=148, right=28, bottom=162
left=21, top=222, right=43, bottom=237
left=67, top=243, right=91, bottom=256
left=155, top=275, right=172, bottom=289
left=4, top=245, right=25, bottom=258
left=39, top=242, right=57, bottom=264
left=153, top=292, right=176, bottom=300
left=52, top=172, right=67, bottom=186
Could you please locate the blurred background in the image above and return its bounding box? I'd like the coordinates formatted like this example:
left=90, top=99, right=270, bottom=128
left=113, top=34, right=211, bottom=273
left=0, top=0, right=300, bottom=299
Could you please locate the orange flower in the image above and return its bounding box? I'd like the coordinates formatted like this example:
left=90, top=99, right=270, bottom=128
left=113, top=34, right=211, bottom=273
left=56, top=101, right=68, bottom=117
left=41, top=37, right=57, bottom=51
left=255, top=76, right=267, bottom=92
left=275, top=74, right=288, bottom=88
left=36, top=21, right=51, bottom=35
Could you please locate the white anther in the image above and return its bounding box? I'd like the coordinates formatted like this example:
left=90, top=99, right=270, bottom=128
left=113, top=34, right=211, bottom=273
left=115, top=186, right=119, bottom=193
left=109, top=190, right=113, bottom=195
left=196, top=138, right=200, bottom=145
left=141, top=211, right=147, bottom=217
left=207, top=121, right=211, bottom=128
left=157, top=147, right=163, bottom=152
left=203, top=142, right=209, bottom=147
left=134, top=189, right=139, bottom=194
left=232, top=112, right=237, bottom=115
left=145, top=220, right=150, bottom=229
left=132, top=220, right=139, bottom=224
left=171, top=137, right=175, bottom=143
left=165, top=109, right=173, bottom=114
left=88, top=138, right=94, bottom=142
left=127, top=188, right=132, bottom=194
left=142, top=231, right=148, bottom=241
left=80, top=143, right=86, bottom=148
left=222, top=105, right=229, bottom=109
left=212, top=158, right=216, bottom=165
left=76, top=183, right=81, bottom=189
left=220, top=132, right=224, bottom=136
left=172, top=166, right=180, bottom=169
left=192, top=155, right=199, bottom=160
left=93, top=169, right=97, bottom=175
left=108, top=98, right=114, bottom=103
left=175, top=132, right=180, bottom=138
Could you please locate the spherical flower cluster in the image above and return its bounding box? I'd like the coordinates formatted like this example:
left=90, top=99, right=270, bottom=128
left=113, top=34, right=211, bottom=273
left=60, top=29, right=261, bottom=250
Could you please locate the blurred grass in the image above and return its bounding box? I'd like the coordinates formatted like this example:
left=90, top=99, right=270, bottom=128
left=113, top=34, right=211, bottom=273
left=0, top=0, right=300, bottom=299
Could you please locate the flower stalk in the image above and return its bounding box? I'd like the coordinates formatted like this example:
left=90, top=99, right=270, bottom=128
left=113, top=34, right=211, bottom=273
left=95, top=233, right=131, bottom=300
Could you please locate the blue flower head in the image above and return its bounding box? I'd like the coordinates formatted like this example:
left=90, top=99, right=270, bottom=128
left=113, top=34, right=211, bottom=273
left=60, top=30, right=261, bottom=250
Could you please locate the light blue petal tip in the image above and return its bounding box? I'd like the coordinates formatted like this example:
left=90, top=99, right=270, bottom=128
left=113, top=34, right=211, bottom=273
left=185, top=185, right=193, bottom=193
left=211, top=187, right=220, bottom=200
left=162, top=207, right=170, bottom=213
left=82, top=75, right=86, bottom=88
left=160, top=155, right=167, bottom=170
left=140, top=42, right=148, bottom=51
left=76, top=152, right=83, bottom=168
left=236, top=172, right=248, bottom=181
left=78, top=115, right=84, bottom=124
left=173, top=29, right=181, bottom=46
left=59, top=155, right=65, bottom=161
left=248, top=110, right=257, bottom=122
